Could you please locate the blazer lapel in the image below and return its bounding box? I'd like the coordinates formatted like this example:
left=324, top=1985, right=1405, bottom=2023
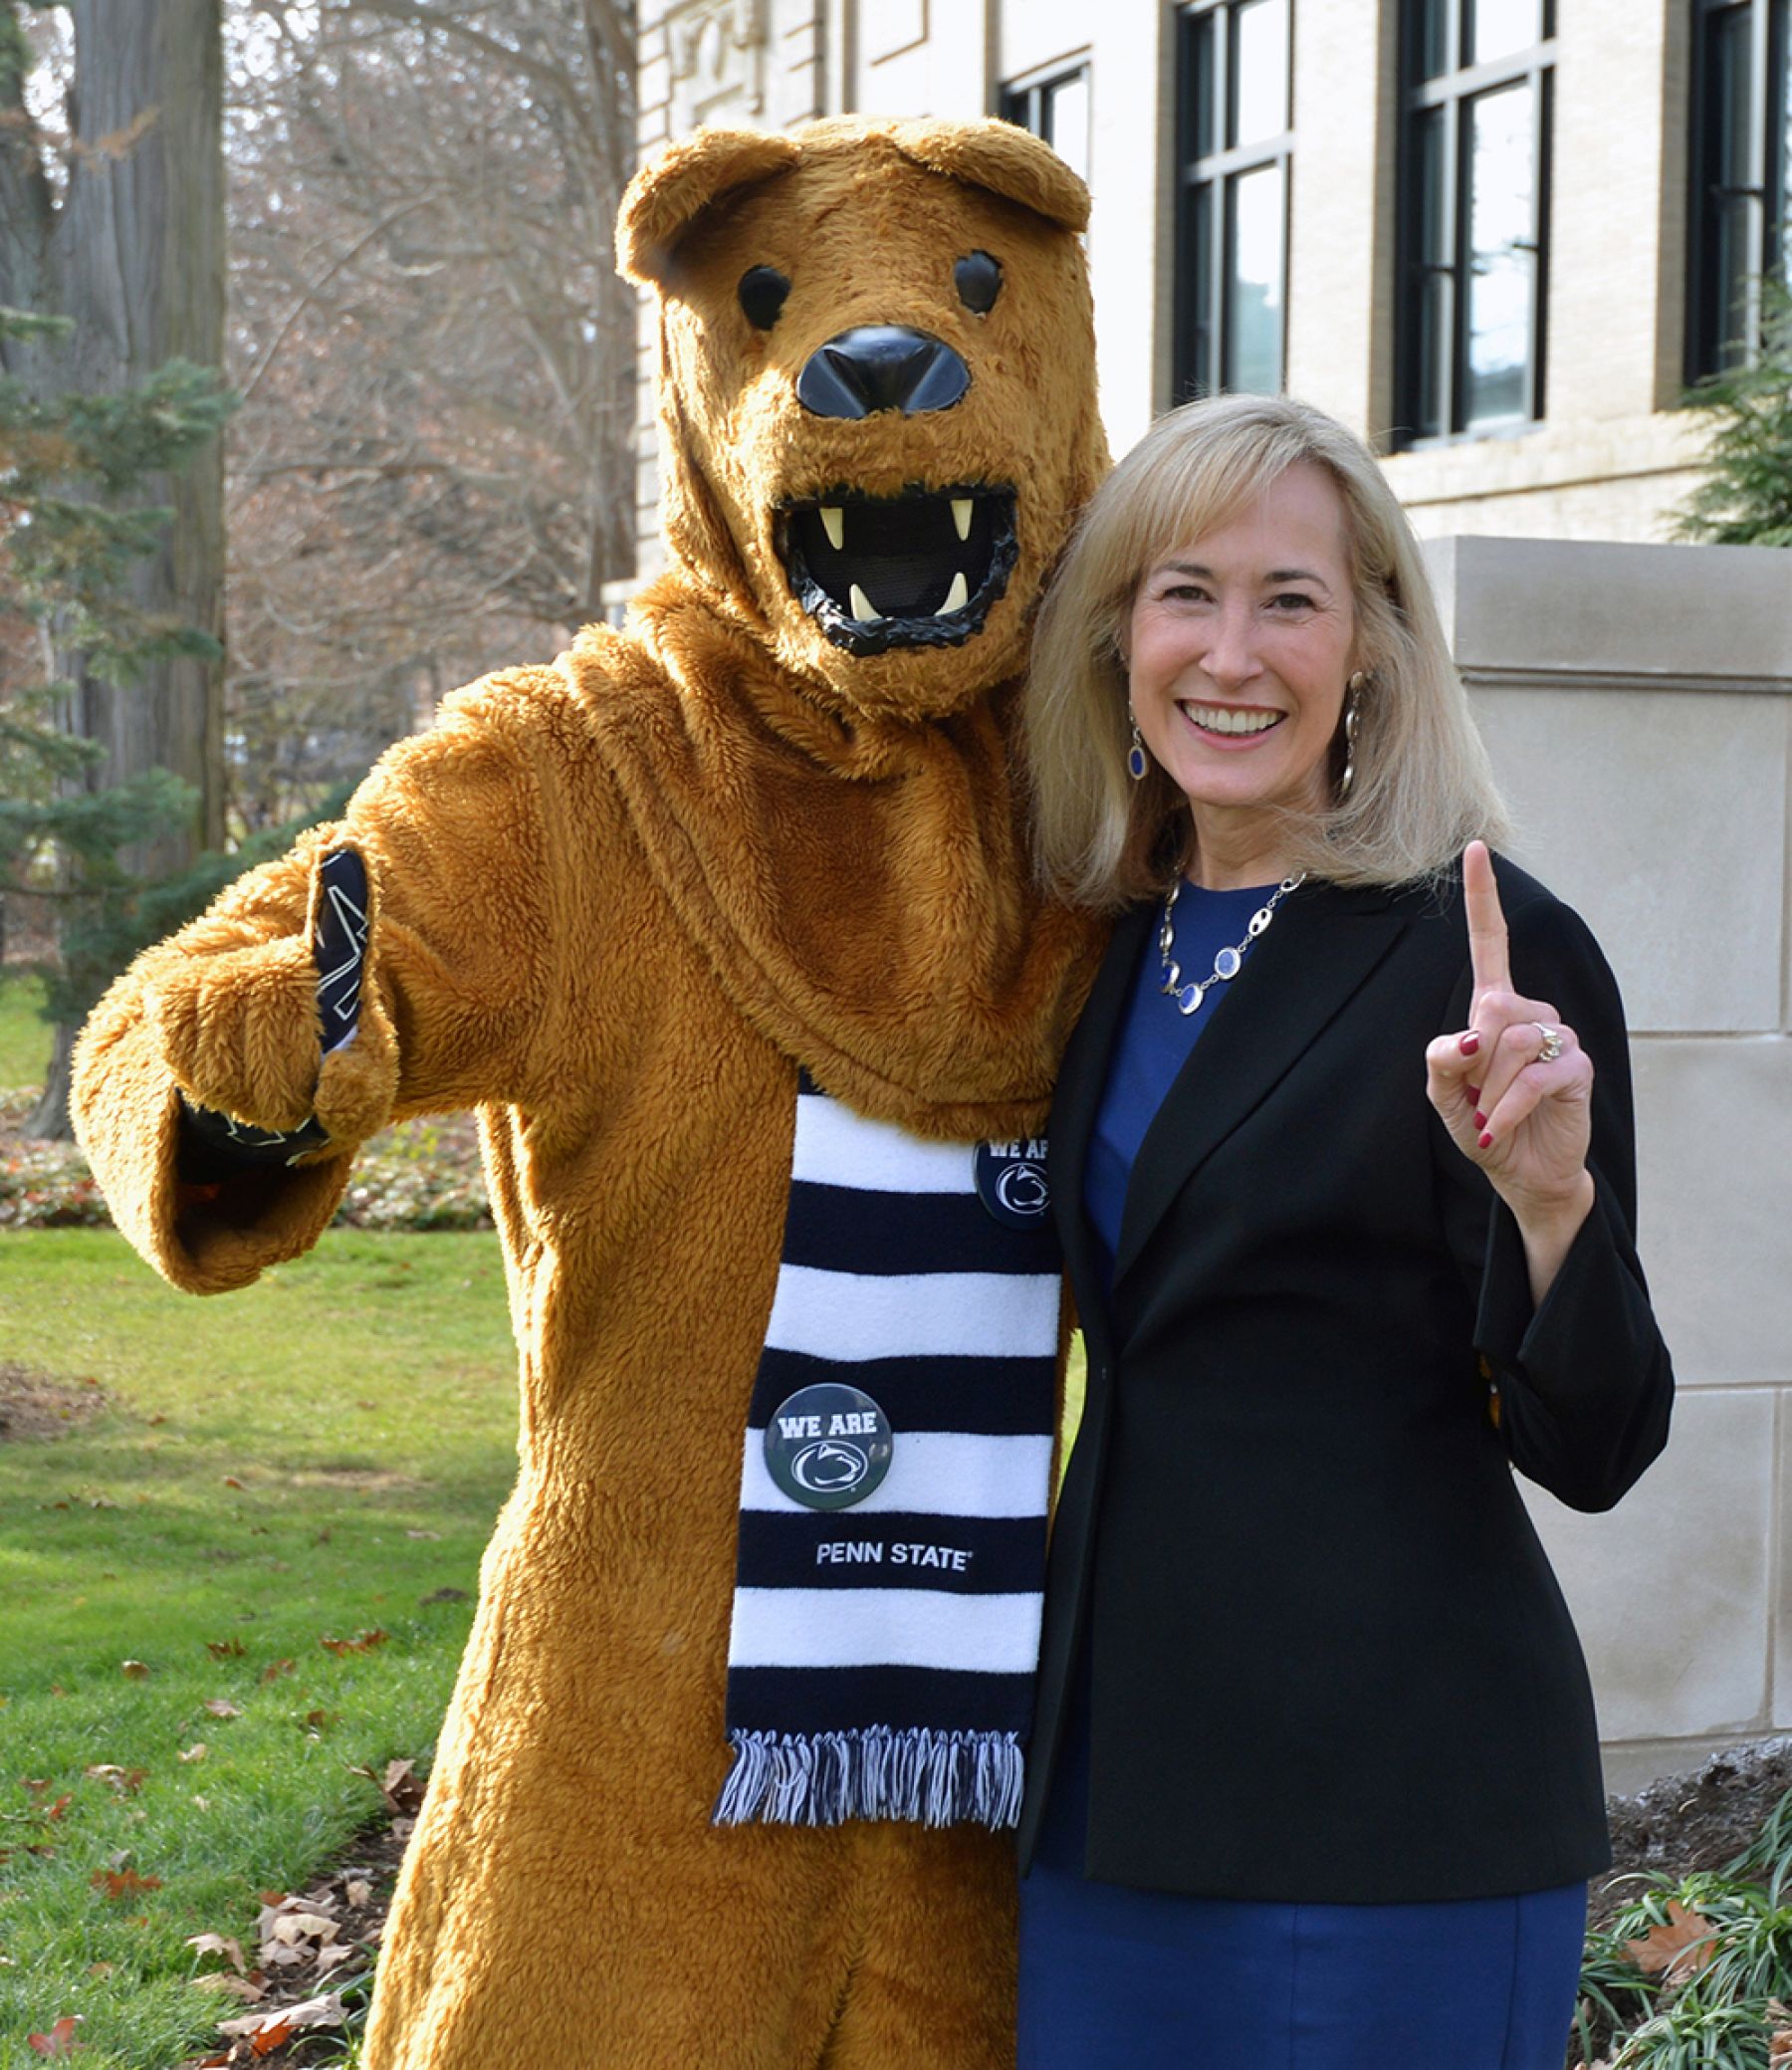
left=1112, top=880, right=1417, bottom=1289
left=1048, top=900, right=1154, bottom=1364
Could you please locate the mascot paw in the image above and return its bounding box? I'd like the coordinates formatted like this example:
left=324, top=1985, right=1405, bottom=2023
left=146, top=933, right=327, bottom=1137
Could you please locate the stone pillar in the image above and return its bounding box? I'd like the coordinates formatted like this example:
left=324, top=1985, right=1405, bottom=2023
left=1426, top=534, right=1792, bottom=1790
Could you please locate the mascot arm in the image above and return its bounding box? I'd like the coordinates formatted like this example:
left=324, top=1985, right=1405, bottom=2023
left=72, top=676, right=564, bottom=1294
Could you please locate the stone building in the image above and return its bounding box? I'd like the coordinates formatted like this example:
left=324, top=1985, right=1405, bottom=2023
left=630, top=0, right=1784, bottom=569
left=628, top=2, right=1792, bottom=1787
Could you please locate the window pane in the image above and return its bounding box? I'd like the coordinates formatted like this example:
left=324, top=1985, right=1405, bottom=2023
left=1468, top=0, right=1543, bottom=66
left=1045, top=71, right=1091, bottom=183
left=1225, top=161, right=1284, bottom=393
left=1710, top=3, right=1755, bottom=367
left=1192, top=7, right=1218, bottom=160
left=1231, top=0, right=1288, bottom=147
left=1413, top=106, right=1451, bottom=436
left=1415, top=0, right=1454, bottom=82
left=1464, top=80, right=1535, bottom=426
left=1176, top=180, right=1219, bottom=398
left=1782, top=7, right=1792, bottom=281
left=1714, top=2, right=1752, bottom=187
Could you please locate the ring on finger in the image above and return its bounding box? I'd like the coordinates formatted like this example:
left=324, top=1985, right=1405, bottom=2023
left=1533, top=1023, right=1564, bottom=1063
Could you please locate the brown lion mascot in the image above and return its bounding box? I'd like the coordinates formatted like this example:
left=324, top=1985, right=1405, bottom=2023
left=73, top=116, right=1108, bottom=2068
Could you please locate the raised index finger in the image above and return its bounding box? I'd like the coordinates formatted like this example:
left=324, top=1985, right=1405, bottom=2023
left=1462, top=839, right=1511, bottom=1000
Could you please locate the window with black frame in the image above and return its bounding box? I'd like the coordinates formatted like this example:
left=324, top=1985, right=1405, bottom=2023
left=1000, top=63, right=1092, bottom=185
left=1395, top=0, right=1554, bottom=443
left=1172, top=0, right=1293, bottom=400
left=1688, top=0, right=1791, bottom=378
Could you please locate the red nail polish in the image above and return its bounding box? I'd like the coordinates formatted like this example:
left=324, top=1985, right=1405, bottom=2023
left=1458, top=1033, right=1480, bottom=1057
left=1473, top=1111, right=1486, bottom=1131
left=1478, top=1131, right=1493, bottom=1150
left=1466, top=1086, right=1480, bottom=1104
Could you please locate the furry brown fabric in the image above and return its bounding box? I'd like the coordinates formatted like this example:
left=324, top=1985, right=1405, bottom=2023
left=72, top=117, right=1107, bottom=2068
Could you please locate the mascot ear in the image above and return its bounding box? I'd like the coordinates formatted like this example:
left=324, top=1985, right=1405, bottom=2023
left=616, top=127, right=804, bottom=288
left=885, top=117, right=1090, bottom=236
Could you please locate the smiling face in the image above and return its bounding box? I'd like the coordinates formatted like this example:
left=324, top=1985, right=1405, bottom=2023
left=1125, top=461, right=1359, bottom=882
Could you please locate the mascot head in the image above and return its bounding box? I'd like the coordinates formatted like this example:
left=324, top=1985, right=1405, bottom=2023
left=617, top=116, right=1108, bottom=721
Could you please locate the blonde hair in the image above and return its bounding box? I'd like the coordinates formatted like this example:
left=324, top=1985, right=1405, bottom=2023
left=1024, top=393, right=1510, bottom=910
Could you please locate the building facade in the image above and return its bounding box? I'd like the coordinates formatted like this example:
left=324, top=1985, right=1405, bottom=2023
left=631, top=0, right=1786, bottom=569
left=629, top=3, right=1792, bottom=1786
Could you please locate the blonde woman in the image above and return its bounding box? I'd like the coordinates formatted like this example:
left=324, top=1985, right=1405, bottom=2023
left=1017, top=395, right=1673, bottom=2069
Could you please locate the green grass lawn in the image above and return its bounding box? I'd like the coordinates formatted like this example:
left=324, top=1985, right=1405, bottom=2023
left=0, top=972, right=48, bottom=1094
left=0, top=1226, right=517, bottom=2069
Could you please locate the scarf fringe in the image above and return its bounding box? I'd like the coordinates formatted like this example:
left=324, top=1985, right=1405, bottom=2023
left=713, top=1727, right=1026, bottom=1830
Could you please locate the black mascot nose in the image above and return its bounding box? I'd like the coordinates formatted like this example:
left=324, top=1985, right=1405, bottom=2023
left=796, top=326, right=971, bottom=418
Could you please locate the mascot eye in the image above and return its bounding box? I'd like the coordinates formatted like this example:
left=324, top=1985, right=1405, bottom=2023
left=954, top=251, right=1003, bottom=316
left=738, top=266, right=791, bottom=330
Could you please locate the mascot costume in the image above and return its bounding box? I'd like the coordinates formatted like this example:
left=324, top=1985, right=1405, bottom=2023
left=73, top=117, right=1108, bottom=2067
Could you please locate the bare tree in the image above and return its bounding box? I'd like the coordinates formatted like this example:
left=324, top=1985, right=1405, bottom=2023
left=222, top=0, right=636, bottom=825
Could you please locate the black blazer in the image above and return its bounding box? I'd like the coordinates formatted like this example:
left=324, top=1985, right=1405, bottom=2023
left=1018, top=858, right=1674, bottom=1904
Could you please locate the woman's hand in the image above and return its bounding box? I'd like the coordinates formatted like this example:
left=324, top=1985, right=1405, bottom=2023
left=1426, top=841, right=1596, bottom=1305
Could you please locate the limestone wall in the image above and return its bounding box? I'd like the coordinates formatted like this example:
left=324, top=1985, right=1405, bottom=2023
left=1425, top=535, right=1792, bottom=1790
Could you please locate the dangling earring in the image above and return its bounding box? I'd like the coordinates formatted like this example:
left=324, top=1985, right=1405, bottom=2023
left=1339, top=671, right=1369, bottom=800
left=1127, top=714, right=1149, bottom=783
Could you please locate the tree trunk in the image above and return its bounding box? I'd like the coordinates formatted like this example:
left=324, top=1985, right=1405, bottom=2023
left=62, top=0, right=228, bottom=872
left=0, top=0, right=228, bottom=1136
left=23, top=1021, right=77, bottom=1141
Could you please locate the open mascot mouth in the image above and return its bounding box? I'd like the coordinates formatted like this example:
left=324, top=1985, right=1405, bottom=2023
left=778, top=486, right=1018, bottom=656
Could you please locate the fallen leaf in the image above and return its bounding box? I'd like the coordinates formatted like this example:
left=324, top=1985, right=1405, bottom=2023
left=319, top=1629, right=388, bottom=1656
left=1771, top=2029, right=1792, bottom=2070
left=187, top=1932, right=246, bottom=1974
left=314, top=1940, right=356, bottom=1972
left=419, top=1586, right=467, bottom=1605
left=345, top=1755, right=423, bottom=1817
left=303, top=1709, right=336, bottom=1730
left=202, top=1699, right=242, bottom=1720
left=45, top=1794, right=71, bottom=1820
left=190, top=1971, right=264, bottom=2001
left=270, top=1911, right=337, bottom=1947
left=84, top=1765, right=144, bottom=1796
left=178, top=1742, right=208, bottom=1763
left=19, top=1777, right=50, bottom=1798
left=1623, top=1898, right=1714, bottom=1985
left=222, top=1476, right=244, bottom=1490
left=25, top=2014, right=83, bottom=2057
left=119, top=1660, right=149, bottom=1680
left=218, top=1989, right=346, bottom=2045
left=259, top=1659, right=295, bottom=1683
left=404, top=1527, right=440, bottom=1540
left=206, top=1639, right=246, bottom=1660
left=90, top=1867, right=162, bottom=1901
left=85, top=1962, right=112, bottom=1979
left=344, top=1878, right=371, bottom=1908
left=190, top=1794, right=210, bottom=1811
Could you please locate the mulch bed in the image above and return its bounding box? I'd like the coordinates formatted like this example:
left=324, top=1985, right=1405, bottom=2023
left=156, top=1741, right=1792, bottom=2066
left=169, top=1817, right=412, bottom=2069
left=1594, top=1734, right=1792, bottom=1932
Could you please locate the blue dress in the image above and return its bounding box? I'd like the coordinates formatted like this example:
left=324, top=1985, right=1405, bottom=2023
left=1016, top=882, right=1588, bottom=2070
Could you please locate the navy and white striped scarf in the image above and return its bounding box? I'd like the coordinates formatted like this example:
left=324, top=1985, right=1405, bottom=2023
left=715, top=1073, right=1060, bottom=1829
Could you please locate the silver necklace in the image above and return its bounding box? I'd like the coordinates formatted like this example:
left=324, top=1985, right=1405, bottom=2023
left=1158, top=873, right=1305, bottom=1017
